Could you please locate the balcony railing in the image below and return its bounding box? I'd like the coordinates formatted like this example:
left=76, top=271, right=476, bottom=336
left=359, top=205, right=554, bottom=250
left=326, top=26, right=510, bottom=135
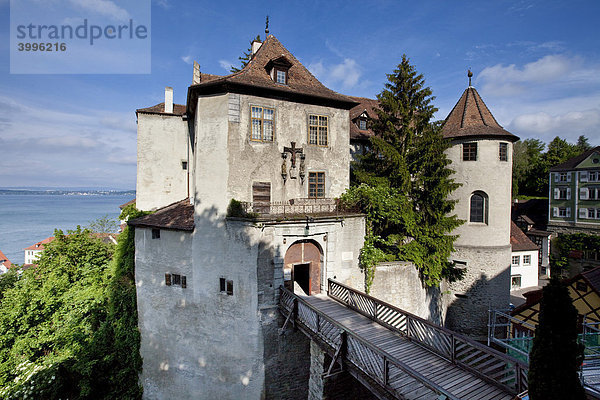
left=239, top=198, right=342, bottom=216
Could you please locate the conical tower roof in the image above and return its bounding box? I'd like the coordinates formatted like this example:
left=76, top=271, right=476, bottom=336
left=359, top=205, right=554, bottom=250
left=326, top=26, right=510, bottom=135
left=441, top=82, right=518, bottom=142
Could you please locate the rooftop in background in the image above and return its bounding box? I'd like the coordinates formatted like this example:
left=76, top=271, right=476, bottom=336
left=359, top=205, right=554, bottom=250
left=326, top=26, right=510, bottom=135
left=441, top=78, right=518, bottom=142
left=512, top=199, right=549, bottom=231
left=0, top=249, right=12, bottom=269
left=136, top=103, right=186, bottom=116
left=23, top=236, right=55, bottom=251
left=510, top=221, right=539, bottom=252
left=549, top=146, right=600, bottom=172
left=348, top=96, right=379, bottom=141
left=119, top=198, right=136, bottom=210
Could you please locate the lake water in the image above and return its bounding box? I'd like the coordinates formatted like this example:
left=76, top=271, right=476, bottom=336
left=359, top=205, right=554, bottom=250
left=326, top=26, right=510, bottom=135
left=0, top=194, right=134, bottom=264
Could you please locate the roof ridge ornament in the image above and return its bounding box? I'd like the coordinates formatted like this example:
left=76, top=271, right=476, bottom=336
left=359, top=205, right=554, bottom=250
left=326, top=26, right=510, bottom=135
left=468, top=69, right=473, bottom=87
left=265, top=15, right=269, bottom=36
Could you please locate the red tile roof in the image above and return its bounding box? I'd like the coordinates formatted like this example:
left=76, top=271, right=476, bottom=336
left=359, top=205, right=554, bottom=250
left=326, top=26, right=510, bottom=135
left=23, top=237, right=55, bottom=251
left=0, top=250, right=12, bottom=269
left=187, top=35, right=358, bottom=111
left=549, top=146, right=600, bottom=172
left=510, top=221, right=539, bottom=252
left=348, top=96, right=379, bottom=140
left=441, top=86, right=518, bottom=142
left=128, top=199, right=194, bottom=231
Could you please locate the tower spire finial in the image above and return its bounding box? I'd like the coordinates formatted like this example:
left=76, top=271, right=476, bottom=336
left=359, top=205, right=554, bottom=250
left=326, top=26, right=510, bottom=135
left=265, top=15, right=269, bottom=36
left=468, top=69, right=473, bottom=87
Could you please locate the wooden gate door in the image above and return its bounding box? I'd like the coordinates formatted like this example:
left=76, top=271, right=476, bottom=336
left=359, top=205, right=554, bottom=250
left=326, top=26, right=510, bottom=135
left=283, top=240, right=321, bottom=295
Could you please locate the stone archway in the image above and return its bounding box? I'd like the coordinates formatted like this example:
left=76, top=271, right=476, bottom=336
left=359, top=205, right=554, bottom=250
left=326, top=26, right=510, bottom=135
left=283, top=240, right=322, bottom=295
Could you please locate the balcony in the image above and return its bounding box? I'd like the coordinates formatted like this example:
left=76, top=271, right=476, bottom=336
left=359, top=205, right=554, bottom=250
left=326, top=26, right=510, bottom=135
left=229, top=198, right=359, bottom=220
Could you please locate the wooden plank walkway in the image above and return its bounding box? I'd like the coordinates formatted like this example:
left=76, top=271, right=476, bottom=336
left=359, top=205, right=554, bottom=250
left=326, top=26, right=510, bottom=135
left=304, top=294, right=514, bottom=400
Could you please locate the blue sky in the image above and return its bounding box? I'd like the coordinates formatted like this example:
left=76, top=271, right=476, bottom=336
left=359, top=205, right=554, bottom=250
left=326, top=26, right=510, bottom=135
left=0, top=0, right=599, bottom=189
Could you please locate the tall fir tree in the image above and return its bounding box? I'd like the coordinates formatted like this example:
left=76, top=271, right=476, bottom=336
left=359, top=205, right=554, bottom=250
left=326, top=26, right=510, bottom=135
left=344, top=55, right=462, bottom=288
left=528, top=278, right=585, bottom=400
left=230, top=35, right=261, bottom=73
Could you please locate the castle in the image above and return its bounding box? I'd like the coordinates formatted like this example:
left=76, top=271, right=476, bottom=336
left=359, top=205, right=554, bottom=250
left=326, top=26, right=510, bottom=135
left=130, top=35, right=516, bottom=398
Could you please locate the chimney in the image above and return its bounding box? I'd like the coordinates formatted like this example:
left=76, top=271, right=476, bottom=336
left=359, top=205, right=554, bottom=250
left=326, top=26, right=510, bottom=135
left=251, top=40, right=262, bottom=57
left=164, top=87, right=173, bottom=114
left=193, top=61, right=200, bottom=85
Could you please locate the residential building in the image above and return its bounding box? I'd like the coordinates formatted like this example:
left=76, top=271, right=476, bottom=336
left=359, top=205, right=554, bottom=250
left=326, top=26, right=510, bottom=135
left=441, top=73, right=519, bottom=339
left=23, top=236, right=54, bottom=265
left=0, top=250, right=12, bottom=274
left=130, top=34, right=366, bottom=399
left=347, top=96, right=378, bottom=161
left=512, top=200, right=553, bottom=277
left=510, top=221, right=540, bottom=290
left=548, top=146, right=600, bottom=235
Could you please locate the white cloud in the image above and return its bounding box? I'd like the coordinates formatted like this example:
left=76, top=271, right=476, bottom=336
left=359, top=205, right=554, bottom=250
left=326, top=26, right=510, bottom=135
left=68, top=0, right=130, bottom=22
left=308, top=58, right=362, bottom=91
left=219, top=60, right=233, bottom=72
left=510, top=109, right=600, bottom=136
left=154, top=0, right=170, bottom=9
left=181, top=55, right=193, bottom=65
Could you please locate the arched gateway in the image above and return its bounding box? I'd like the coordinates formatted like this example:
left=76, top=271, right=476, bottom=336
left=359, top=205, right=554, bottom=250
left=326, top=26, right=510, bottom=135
left=283, top=240, right=322, bottom=295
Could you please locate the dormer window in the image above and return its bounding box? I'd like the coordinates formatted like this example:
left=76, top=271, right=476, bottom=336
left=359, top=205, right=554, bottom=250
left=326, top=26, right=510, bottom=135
left=358, top=119, right=367, bottom=130
left=266, top=56, right=292, bottom=85
left=276, top=69, right=287, bottom=84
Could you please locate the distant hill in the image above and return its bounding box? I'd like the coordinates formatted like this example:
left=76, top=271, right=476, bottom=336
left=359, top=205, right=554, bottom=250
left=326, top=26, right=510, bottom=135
left=0, top=189, right=136, bottom=196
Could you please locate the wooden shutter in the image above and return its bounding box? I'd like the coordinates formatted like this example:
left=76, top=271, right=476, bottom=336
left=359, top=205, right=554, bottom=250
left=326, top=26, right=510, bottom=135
left=553, top=207, right=558, bottom=217
left=554, top=188, right=560, bottom=199
left=554, top=173, right=559, bottom=182
left=567, top=173, right=572, bottom=182
left=252, top=182, right=271, bottom=214
left=579, top=208, right=588, bottom=219
left=566, top=208, right=571, bottom=218
left=165, top=273, right=172, bottom=286
left=581, top=171, right=588, bottom=182
left=580, top=188, right=589, bottom=200
left=567, top=187, right=571, bottom=200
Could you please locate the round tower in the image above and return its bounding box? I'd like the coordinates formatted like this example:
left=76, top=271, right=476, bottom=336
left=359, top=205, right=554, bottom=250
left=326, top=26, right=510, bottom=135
left=442, top=71, right=519, bottom=339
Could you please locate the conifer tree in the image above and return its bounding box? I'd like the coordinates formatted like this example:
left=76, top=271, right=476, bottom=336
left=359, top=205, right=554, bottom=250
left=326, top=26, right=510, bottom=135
left=344, top=55, right=462, bottom=288
left=230, top=35, right=261, bottom=73
left=528, top=278, right=585, bottom=400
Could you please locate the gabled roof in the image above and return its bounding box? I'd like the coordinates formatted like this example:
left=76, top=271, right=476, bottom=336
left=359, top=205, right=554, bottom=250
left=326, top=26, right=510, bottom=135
left=348, top=96, right=379, bottom=141
left=0, top=250, right=12, bottom=269
left=128, top=199, right=194, bottom=232
left=549, top=146, right=600, bottom=172
left=511, top=221, right=539, bottom=252
left=441, top=86, right=518, bottom=142
left=187, top=35, right=358, bottom=112
left=24, top=237, right=55, bottom=251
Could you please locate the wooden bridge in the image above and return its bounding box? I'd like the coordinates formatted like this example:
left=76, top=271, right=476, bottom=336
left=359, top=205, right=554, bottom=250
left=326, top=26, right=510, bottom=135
left=279, top=279, right=528, bottom=400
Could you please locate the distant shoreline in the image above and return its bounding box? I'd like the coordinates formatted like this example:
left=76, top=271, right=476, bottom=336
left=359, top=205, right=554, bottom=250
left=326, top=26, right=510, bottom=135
left=0, top=189, right=136, bottom=196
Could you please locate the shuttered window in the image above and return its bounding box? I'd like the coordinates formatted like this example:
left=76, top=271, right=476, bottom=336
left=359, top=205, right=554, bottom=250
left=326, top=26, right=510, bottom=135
left=252, top=182, right=271, bottom=213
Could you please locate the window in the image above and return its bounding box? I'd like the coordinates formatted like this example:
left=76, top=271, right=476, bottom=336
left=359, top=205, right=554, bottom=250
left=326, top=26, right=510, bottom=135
left=558, top=172, right=569, bottom=182
left=590, top=171, right=599, bottom=182
left=587, top=208, right=600, bottom=219
left=358, top=119, right=367, bottom=130
left=220, top=277, right=233, bottom=295
left=275, top=69, right=287, bottom=84
left=558, top=207, right=570, bottom=217
left=512, top=256, right=520, bottom=266
left=152, top=229, right=160, bottom=239
left=165, top=273, right=187, bottom=288
left=309, top=115, right=328, bottom=146
left=463, top=143, right=477, bottom=161
left=308, top=172, right=325, bottom=198
left=181, top=160, right=188, bottom=170
left=511, top=276, right=522, bottom=290
left=588, top=187, right=599, bottom=200
left=499, top=143, right=508, bottom=161
left=251, top=106, right=274, bottom=142
left=469, top=191, right=488, bottom=223
left=554, top=187, right=570, bottom=200
left=523, top=255, right=531, bottom=266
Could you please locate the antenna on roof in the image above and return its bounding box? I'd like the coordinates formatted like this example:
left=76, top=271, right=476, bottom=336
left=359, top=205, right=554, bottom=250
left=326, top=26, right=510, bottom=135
left=468, top=69, right=473, bottom=87
left=265, top=15, right=269, bottom=36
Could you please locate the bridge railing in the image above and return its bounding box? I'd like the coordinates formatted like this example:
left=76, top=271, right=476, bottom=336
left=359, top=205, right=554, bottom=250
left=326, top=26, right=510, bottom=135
left=279, top=286, right=461, bottom=400
left=327, top=279, right=529, bottom=394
